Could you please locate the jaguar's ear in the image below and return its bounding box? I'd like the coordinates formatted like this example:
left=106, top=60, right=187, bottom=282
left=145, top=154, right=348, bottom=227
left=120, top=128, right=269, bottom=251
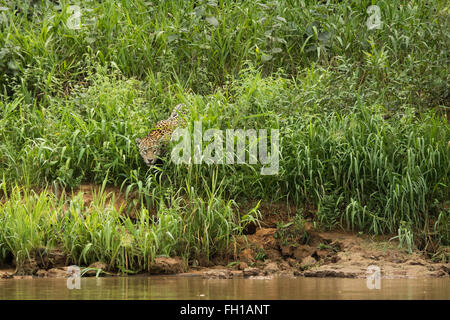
left=135, top=138, right=141, bottom=144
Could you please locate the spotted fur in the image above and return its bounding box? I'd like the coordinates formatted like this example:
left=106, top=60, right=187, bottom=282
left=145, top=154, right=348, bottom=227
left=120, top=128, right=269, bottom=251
left=136, top=104, right=187, bottom=166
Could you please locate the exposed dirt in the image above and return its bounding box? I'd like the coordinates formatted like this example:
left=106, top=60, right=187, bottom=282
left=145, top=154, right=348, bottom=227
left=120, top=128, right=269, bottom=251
left=0, top=247, right=69, bottom=279
left=180, top=203, right=450, bottom=280
left=149, top=257, right=185, bottom=274
left=176, top=200, right=449, bottom=279
left=72, top=184, right=140, bottom=219
left=182, top=226, right=449, bottom=279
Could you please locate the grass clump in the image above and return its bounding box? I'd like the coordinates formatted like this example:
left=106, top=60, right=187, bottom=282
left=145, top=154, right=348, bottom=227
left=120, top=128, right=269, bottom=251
left=0, top=178, right=259, bottom=273
left=0, top=183, right=61, bottom=269
left=274, top=214, right=310, bottom=247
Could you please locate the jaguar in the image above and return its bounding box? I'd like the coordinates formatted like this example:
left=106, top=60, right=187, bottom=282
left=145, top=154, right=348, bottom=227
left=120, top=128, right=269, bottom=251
left=136, top=104, right=187, bottom=166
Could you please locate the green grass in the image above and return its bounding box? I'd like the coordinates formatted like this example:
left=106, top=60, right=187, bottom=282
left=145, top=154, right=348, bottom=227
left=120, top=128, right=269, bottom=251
left=0, top=183, right=61, bottom=268
left=0, top=0, right=449, bottom=270
left=0, top=177, right=259, bottom=273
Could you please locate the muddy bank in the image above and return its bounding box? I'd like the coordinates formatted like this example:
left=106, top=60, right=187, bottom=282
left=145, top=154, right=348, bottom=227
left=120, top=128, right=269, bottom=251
left=1, top=196, right=448, bottom=280
left=181, top=227, right=449, bottom=280
left=2, top=226, right=448, bottom=280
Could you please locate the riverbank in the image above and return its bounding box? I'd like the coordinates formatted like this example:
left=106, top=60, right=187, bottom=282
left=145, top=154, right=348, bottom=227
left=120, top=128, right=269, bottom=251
left=189, top=227, right=450, bottom=279
left=1, top=0, right=449, bottom=285
left=1, top=192, right=448, bottom=280
left=2, top=228, right=448, bottom=280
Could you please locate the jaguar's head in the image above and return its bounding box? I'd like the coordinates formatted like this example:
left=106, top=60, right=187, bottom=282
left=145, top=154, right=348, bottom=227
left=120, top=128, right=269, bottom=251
left=136, top=107, right=186, bottom=166
left=135, top=137, right=162, bottom=166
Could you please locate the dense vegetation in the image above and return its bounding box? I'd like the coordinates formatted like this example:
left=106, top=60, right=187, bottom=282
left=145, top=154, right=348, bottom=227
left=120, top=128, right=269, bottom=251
left=0, top=0, right=448, bottom=272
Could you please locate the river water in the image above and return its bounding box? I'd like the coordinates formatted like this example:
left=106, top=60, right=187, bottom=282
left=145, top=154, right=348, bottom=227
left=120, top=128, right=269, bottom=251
left=0, top=276, right=448, bottom=300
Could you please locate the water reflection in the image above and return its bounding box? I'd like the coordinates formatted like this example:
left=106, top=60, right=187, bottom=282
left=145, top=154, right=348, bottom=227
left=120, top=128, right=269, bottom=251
left=0, top=276, right=448, bottom=300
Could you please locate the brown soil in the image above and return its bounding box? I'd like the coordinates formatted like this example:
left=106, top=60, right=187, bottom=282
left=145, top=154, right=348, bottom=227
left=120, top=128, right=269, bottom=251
left=72, top=184, right=140, bottom=219
left=182, top=226, right=449, bottom=279
left=181, top=205, right=449, bottom=279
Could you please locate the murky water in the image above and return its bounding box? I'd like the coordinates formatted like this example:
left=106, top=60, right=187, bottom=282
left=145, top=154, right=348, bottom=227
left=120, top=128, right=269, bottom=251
left=0, top=276, right=448, bottom=300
